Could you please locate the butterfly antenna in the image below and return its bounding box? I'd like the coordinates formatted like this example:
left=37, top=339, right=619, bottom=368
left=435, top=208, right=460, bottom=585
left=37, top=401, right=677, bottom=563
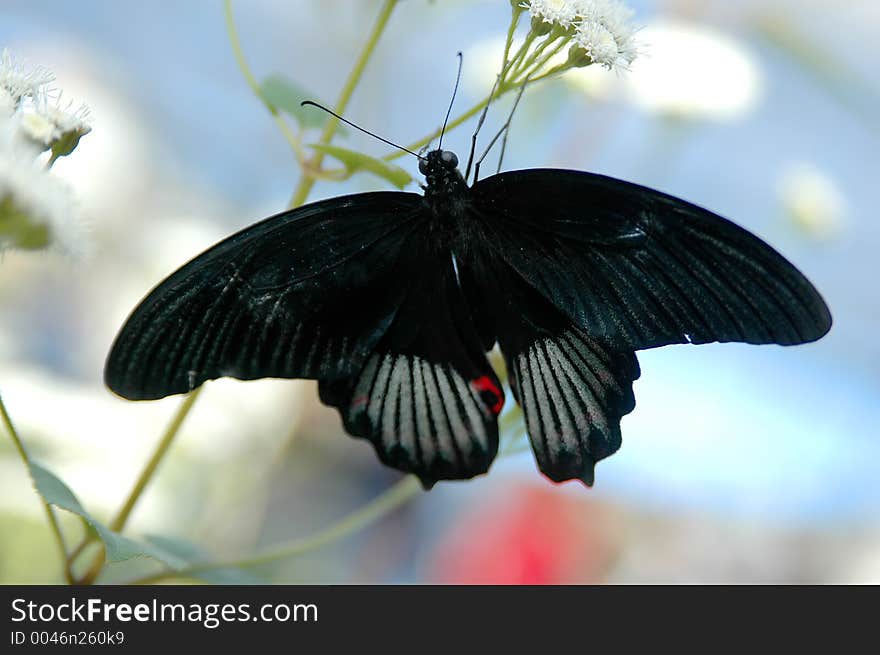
left=438, top=52, right=463, bottom=151
left=464, top=73, right=501, bottom=184
left=473, top=80, right=528, bottom=183
left=300, top=101, right=425, bottom=160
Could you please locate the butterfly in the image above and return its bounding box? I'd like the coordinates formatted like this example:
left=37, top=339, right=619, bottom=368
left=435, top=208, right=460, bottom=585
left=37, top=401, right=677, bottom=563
left=104, top=133, right=832, bottom=489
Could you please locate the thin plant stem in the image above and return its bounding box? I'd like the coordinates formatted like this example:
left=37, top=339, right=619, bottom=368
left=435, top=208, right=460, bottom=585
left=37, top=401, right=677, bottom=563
left=507, top=31, right=544, bottom=80
left=126, top=476, right=423, bottom=584
left=0, top=393, right=73, bottom=583
left=224, top=0, right=305, bottom=158
left=288, top=0, right=400, bottom=209
left=383, top=34, right=548, bottom=164
left=386, top=94, right=496, bottom=162
left=127, top=413, right=537, bottom=585
left=507, top=30, right=538, bottom=78
left=514, top=33, right=559, bottom=78
left=111, top=388, right=203, bottom=532
left=74, top=388, right=203, bottom=584
left=385, top=64, right=573, bottom=164
left=502, top=8, right=523, bottom=68
left=514, top=39, right=568, bottom=84
left=66, top=538, right=95, bottom=569
left=520, top=62, right=570, bottom=86
left=382, top=24, right=539, bottom=163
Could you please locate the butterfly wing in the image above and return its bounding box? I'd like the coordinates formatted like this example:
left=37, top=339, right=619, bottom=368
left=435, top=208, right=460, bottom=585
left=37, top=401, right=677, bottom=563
left=457, top=256, right=639, bottom=486
left=319, top=239, right=504, bottom=489
left=105, top=192, right=424, bottom=400
left=106, top=192, right=503, bottom=487
left=471, top=169, right=832, bottom=350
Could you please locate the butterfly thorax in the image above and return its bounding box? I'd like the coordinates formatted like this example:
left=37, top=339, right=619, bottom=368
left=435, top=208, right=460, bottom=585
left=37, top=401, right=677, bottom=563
left=420, top=149, right=472, bottom=223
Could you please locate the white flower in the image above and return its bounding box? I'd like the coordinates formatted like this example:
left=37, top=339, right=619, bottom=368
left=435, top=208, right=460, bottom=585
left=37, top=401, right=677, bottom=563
left=0, top=88, right=14, bottom=116
left=20, top=89, right=92, bottom=152
left=572, top=0, right=639, bottom=71
left=779, top=162, right=846, bottom=240
left=0, top=113, right=41, bottom=162
left=576, top=22, right=620, bottom=67
left=625, top=20, right=762, bottom=120
left=525, top=0, right=580, bottom=29
left=0, top=48, right=54, bottom=103
left=19, top=110, right=57, bottom=145
left=0, top=126, right=87, bottom=256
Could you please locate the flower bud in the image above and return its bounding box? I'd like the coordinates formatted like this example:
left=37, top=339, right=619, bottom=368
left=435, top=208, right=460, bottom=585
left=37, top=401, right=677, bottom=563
left=530, top=15, right=553, bottom=36
left=567, top=44, right=593, bottom=67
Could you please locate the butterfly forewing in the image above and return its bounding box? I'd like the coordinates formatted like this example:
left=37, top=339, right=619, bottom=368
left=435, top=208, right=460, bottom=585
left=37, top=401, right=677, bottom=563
left=471, top=169, right=832, bottom=351
left=105, top=192, right=424, bottom=399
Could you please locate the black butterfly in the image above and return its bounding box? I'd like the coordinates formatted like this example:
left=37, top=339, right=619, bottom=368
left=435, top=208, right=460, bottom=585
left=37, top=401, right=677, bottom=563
left=105, top=145, right=832, bottom=489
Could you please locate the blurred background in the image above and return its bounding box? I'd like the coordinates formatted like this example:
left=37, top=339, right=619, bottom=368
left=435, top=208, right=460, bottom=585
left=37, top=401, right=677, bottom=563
left=1, top=0, right=878, bottom=584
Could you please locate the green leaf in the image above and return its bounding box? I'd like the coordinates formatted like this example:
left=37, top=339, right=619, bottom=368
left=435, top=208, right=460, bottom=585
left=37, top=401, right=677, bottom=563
left=309, top=143, right=413, bottom=189
left=28, top=462, right=183, bottom=566
left=260, top=74, right=339, bottom=131
left=25, top=462, right=260, bottom=582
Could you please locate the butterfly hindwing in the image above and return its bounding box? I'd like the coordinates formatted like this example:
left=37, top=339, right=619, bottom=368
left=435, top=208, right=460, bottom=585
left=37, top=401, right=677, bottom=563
left=105, top=192, right=424, bottom=399
left=507, top=329, right=639, bottom=485
left=459, top=256, right=639, bottom=485
left=472, top=169, right=832, bottom=351
left=319, top=242, right=504, bottom=488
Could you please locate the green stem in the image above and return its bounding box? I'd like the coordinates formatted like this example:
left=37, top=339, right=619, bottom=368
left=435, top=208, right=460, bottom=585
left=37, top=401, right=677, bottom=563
left=66, top=538, right=95, bottom=569
left=507, top=31, right=542, bottom=80
left=288, top=0, right=400, bottom=209
left=127, top=413, right=538, bottom=586
left=385, top=63, right=570, bottom=163
left=111, top=388, right=202, bottom=532
left=75, top=388, right=202, bottom=584
left=382, top=31, right=559, bottom=164
left=521, top=61, right=571, bottom=86
left=516, top=33, right=558, bottom=76
left=515, top=38, right=568, bottom=84
left=127, top=476, right=423, bottom=584
left=224, top=0, right=304, bottom=158
left=0, top=393, right=73, bottom=584
left=503, top=21, right=533, bottom=75
left=502, top=8, right=523, bottom=69
left=385, top=90, right=505, bottom=162
left=497, top=22, right=536, bottom=96
left=380, top=11, right=531, bottom=164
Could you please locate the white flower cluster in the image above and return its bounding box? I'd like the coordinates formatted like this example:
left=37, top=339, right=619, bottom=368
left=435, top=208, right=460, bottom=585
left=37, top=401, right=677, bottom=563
left=0, top=49, right=54, bottom=104
left=0, top=49, right=90, bottom=255
left=524, top=0, right=580, bottom=29
left=524, top=0, right=638, bottom=71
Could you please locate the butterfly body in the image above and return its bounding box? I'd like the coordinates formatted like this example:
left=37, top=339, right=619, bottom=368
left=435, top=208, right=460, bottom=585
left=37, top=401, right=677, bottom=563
left=106, top=149, right=831, bottom=488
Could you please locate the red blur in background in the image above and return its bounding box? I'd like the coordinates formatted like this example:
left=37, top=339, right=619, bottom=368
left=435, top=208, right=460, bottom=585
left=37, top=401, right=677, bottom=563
left=428, top=484, right=614, bottom=584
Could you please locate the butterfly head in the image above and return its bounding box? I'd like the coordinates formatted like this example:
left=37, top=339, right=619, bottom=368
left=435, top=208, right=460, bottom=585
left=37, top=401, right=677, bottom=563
left=420, top=149, right=469, bottom=205
left=419, top=149, right=459, bottom=176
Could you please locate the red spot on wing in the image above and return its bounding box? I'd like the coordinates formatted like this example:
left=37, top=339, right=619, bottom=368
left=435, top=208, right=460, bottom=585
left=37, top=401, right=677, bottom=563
left=471, top=376, right=504, bottom=415
left=352, top=395, right=369, bottom=410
